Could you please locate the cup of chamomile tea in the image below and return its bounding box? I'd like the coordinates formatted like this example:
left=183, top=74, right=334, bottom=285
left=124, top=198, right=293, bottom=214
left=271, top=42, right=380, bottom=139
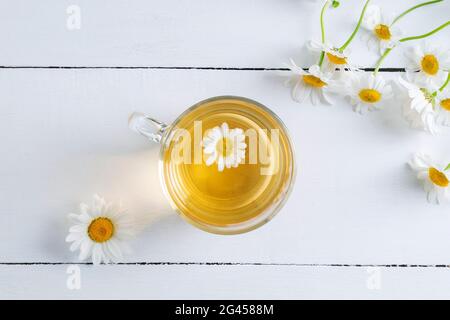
left=129, top=96, right=296, bottom=234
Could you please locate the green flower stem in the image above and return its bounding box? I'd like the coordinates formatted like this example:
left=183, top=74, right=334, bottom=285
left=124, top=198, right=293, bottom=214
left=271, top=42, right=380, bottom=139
left=339, top=0, right=371, bottom=52
left=373, top=48, right=393, bottom=75
left=399, top=20, right=450, bottom=42
left=374, top=21, right=450, bottom=76
left=445, top=163, right=450, bottom=171
left=392, top=0, right=443, bottom=26
left=318, top=1, right=330, bottom=67
left=438, top=72, right=450, bottom=92
left=318, top=52, right=325, bottom=67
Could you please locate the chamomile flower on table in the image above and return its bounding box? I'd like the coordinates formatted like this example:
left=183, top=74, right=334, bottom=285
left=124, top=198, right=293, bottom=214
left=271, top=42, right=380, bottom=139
left=66, top=195, right=136, bottom=265
left=405, top=42, right=449, bottom=89
left=362, top=5, right=401, bottom=54
left=397, top=77, right=438, bottom=135
left=307, top=40, right=353, bottom=72
left=409, top=153, right=450, bottom=204
left=435, top=89, right=450, bottom=126
left=285, top=60, right=334, bottom=105
left=344, top=71, right=393, bottom=114
left=202, top=122, right=246, bottom=172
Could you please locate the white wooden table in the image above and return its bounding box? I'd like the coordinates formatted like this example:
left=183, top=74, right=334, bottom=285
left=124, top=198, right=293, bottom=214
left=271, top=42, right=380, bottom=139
left=1, top=0, right=450, bottom=299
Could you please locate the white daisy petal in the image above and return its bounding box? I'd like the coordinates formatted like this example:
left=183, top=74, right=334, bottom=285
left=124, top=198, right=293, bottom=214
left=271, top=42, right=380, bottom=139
left=69, top=225, right=86, bottom=233
left=307, top=39, right=327, bottom=53
left=293, top=81, right=310, bottom=103
left=92, top=244, right=103, bottom=265
left=66, top=232, right=82, bottom=243
left=311, top=90, right=320, bottom=105
left=286, top=58, right=306, bottom=75
left=205, top=154, right=217, bottom=166
left=221, top=122, right=229, bottom=134
left=435, top=90, right=450, bottom=126
left=203, top=143, right=216, bottom=154
left=69, top=239, right=83, bottom=252
left=78, top=240, right=93, bottom=261
left=217, top=156, right=225, bottom=172
left=225, top=156, right=233, bottom=169
left=79, top=202, right=90, bottom=216
left=106, top=239, right=124, bottom=261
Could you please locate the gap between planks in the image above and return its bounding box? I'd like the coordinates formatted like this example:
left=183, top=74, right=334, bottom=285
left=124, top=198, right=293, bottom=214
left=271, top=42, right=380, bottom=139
left=0, top=262, right=448, bottom=268
left=0, top=66, right=405, bottom=72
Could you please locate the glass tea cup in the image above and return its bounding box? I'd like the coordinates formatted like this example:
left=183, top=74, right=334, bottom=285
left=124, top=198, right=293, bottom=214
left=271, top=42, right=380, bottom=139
left=129, top=96, right=296, bottom=234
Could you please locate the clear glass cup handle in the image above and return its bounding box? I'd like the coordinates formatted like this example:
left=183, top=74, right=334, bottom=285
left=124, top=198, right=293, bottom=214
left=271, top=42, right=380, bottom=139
left=128, top=112, right=168, bottom=143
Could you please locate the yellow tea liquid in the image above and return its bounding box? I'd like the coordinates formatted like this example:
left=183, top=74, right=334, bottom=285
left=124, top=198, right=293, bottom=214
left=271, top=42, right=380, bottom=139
left=160, top=97, right=294, bottom=232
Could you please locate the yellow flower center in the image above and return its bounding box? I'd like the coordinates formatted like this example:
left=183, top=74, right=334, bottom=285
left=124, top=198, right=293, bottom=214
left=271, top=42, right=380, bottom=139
left=326, top=52, right=347, bottom=65
left=359, top=89, right=382, bottom=103
left=440, top=98, right=450, bottom=111
left=302, top=75, right=327, bottom=88
left=374, top=24, right=391, bottom=40
left=421, top=54, right=439, bottom=75
left=428, top=167, right=449, bottom=187
left=216, top=137, right=234, bottom=157
left=88, top=217, right=115, bottom=243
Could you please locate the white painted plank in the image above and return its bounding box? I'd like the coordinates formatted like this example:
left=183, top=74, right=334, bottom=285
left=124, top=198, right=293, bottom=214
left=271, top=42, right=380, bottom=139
left=0, top=0, right=448, bottom=67
left=1, top=68, right=449, bottom=265
left=1, top=265, right=450, bottom=299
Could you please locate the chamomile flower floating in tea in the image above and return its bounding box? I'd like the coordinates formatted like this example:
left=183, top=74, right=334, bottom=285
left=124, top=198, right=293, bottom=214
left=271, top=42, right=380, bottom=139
left=66, top=195, right=135, bottom=265
left=405, top=42, right=449, bottom=89
left=285, top=61, right=334, bottom=105
left=409, top=153, right=450, bottom=204
left=398, top=77, right=438, bottom=135
left=202, top=122, right=246, bottom=172
left=362, top=5, right=401, bottom=54
left=344, top=72, right=392, bottom=114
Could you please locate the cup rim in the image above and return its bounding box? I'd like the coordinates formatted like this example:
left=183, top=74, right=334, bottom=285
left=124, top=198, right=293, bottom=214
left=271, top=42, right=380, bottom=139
left=158, top=95, right=297, bottom=235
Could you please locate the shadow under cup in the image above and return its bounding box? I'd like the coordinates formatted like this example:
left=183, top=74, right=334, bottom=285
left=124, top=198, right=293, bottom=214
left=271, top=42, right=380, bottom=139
left=158, top=96, right=296, bottom=235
